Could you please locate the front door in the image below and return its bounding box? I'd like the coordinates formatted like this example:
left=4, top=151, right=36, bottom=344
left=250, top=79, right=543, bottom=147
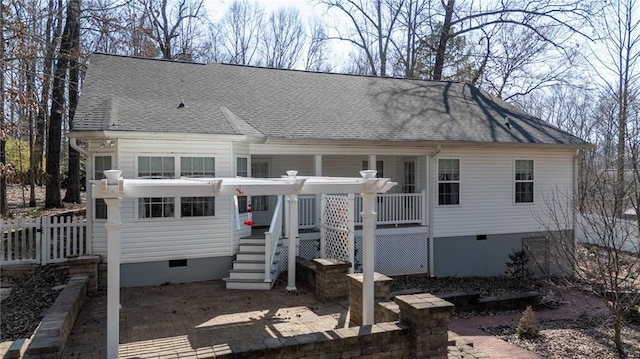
left=251, top=159, right=273, bottom=226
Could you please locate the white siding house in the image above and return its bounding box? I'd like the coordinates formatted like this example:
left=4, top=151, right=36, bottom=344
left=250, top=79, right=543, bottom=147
left=70, top=53, right=589, bottom=286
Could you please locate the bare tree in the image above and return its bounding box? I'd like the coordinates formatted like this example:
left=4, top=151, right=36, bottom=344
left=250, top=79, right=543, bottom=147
left=46, top=0, right=81, bottom=208
left=586, top=0, right=640, bottom=217
left=304, top=16, right=332, bottom=72
left=219, top=0, right=264, bottom=65
left=1, top=0, right=7, bottom=216
left=318, top=0, right=402, bottom=77
left=261, top=7, right=305, bottom=69
left=143, top=0, right=205, bottom=60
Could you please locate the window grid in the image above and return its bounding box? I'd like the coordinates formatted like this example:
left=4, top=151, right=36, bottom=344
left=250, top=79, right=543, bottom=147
left=438, top=159, right=460, bottom=205
left=94, top=156, right=112, bottom=220
left=181, top=157, right=215, bottom=178
left=138, top=156, right=175, bottom=178
left=139, top=197, right=175, bottom=218
left=236, top=157, right=249, bottom=213
left=181, top=196, right=215, bottom=217
left=403, top=161, right=416, bottom=193
left=515, top=160, right=534, bottom=203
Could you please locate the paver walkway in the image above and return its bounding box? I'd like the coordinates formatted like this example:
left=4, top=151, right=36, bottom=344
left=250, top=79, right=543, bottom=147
left=449, top=287, right=610, bottom=359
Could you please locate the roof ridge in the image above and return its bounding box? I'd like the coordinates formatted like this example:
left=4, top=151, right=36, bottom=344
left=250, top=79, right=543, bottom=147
left=92, top=52, right=206, bottom=65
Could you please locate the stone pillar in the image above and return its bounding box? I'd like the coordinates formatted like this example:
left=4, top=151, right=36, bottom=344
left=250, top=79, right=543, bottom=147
left=347, top=272, right=393, bottom=326
left=395, top=293, right=454, bottom=359
left=67, top=255, right=100, bottom=293
left=313, top=258, right=350, bottom=302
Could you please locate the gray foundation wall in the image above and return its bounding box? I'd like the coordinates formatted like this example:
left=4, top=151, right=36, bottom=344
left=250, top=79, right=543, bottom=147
left=433, top=230, right=573, bottom=277
left=120, top=256, right=232, bottom=287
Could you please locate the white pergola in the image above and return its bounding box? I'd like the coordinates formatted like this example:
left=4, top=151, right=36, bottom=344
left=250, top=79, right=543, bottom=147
left=93, top=169, right=396, bottom=359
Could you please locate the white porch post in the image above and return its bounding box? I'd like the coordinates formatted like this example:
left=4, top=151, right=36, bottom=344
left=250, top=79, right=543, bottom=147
left=101, top=169, right=123, bottom=359
left=105, top=197, right=122, bottom=359
left=287, top=193, right=299, bottom=291
left=360, top=170, right=378, bottom=326
left=314, top=155, right=322, bottom=234
left=368, top=155, right=376, bottom=170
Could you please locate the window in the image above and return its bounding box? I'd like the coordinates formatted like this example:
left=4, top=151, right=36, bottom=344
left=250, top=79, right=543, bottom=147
left=181, top=157, right=215, bottom=217
left=362, top=160, right=384, bottom=178
left=251, top=161, right=269, bottom=212
left=403, top=161, right=416, bottom=193
left=236, top=157, right=248, bottom=213
left=138, top=156, right=175, bottom=218
left=181, top=197, right=215, bottom=217
left=139, top=197, right=175, bottom=218
left=515, top=160, right=534, bottom=203
left=181, top=157, right=215, bottom=178
left=438, top=159, right=460, bottom=205
left=138, top=156, right=174, bottom=178
left=94, top=156, right=112, bottom=219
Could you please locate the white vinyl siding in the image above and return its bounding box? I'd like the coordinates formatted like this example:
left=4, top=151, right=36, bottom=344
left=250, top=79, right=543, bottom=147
left=91, top=138, right=234, bottom=262
left=432, top=148, right=574, bottom=238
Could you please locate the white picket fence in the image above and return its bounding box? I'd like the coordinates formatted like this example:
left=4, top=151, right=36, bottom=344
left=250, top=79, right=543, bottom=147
left=1, top=216, right=89, bottom=265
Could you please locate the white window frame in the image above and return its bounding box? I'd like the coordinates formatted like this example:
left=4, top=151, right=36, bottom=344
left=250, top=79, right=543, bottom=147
left=136, top=155, right=177, bottom=220
left=514, top=159, right=534, bottom=204
left=437, top=158, right=460, bottom=206
left=93, top=155, right=112, bottom=220
left=235, top=156, right=250, bottom=213
left=180, top=156, right=216, bottom=218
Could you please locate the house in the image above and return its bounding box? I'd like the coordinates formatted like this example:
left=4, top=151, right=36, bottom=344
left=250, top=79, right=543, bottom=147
left=69, top=53, right=589, bottom=288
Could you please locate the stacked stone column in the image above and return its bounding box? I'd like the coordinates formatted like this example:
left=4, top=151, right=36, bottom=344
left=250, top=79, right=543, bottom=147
left=395, top=293, right=454, bottom=359
left=346, top=272, right=393, bottom=326
left=313, top=258, right=350, bottom=302
left=67, top=255, right=100, bottom=294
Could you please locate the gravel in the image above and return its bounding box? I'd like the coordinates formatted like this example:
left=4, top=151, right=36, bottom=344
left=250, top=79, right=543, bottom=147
left=484, top=317, right=640, bottom=358
left=1, top=265, right=69, bottom=341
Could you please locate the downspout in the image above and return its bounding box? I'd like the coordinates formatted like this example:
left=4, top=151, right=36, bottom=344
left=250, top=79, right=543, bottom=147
left=428, top=145, right=441, bottom=277
left=70, top=138, right=93, bottom=256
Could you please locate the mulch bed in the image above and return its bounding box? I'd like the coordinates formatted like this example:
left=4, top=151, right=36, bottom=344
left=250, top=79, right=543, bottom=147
left=1, top=264, right=69, bottom=341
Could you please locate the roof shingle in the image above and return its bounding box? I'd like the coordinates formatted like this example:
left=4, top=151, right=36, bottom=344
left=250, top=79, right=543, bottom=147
left=73, top=53, right=588, bottom=146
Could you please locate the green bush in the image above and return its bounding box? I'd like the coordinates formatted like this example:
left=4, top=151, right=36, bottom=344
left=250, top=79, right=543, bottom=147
left=505, top=249, right=534, bottom=288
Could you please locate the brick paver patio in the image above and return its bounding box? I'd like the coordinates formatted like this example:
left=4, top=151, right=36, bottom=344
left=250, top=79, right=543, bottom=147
left=61, top=280, right=349, bottom=358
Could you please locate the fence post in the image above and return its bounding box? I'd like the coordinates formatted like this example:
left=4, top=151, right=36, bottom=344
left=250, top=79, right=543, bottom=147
left=40, top=216, right=49, bottom=264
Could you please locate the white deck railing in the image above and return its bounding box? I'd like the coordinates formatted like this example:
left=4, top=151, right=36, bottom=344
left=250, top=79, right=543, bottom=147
left=1, top=216, right=88, bottom=265
left=299, top=191, right=426, bottom=228
left=264, top=196, right=284, bottom=282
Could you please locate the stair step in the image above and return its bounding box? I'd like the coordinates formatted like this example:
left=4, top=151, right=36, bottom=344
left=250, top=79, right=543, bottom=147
left=229, top=268, right=275, bottom=280
left=224, top=278, right=273, bottom=290
left=237, top=252, right=265, bottom=261
left=239, top=243, right=266, bottom=251
left=239, top=238, right=266, bottom=245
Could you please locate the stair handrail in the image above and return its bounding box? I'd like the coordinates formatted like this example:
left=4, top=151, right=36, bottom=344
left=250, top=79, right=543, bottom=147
left=264, top=195, right=284, bottom=283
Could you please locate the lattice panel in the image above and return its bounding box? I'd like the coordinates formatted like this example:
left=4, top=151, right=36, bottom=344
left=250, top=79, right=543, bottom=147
left=353, top=232, right=429, bottom=276
left=280, top=239, right=320, bottom=271
left=321, top=195, right=351, bottom=262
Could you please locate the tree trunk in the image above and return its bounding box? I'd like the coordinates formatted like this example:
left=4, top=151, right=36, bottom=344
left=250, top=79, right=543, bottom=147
left=433, top=0, right=454, bottom=81
left=63, top=0, right=81, bottom=204
left=0, top=0, right=7, bottom=216
left=46, top=0, right=78, bottom=208
left=613, top=313, right=626, bottom=358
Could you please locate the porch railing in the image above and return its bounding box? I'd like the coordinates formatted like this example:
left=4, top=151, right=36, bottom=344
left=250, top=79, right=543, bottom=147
left=264, top=195, right=284, bottom=282
left=298, top=190, right=425, bottom=228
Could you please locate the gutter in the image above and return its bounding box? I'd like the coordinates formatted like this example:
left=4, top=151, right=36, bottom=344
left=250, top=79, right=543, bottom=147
left=428, top=145, right=441, bottom=277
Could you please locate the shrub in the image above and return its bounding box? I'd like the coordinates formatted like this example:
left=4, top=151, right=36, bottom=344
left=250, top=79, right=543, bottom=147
left=516, top=305, right=539, bottom=339
left=505, top=249, right=534, bottom=288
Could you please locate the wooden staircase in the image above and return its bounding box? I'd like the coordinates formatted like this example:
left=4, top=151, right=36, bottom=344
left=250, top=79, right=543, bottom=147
left=224, top=235, right=282, bottom=290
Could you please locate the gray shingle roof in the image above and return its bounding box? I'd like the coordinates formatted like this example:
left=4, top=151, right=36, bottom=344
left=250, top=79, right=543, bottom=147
left=73, top=53, right=588, bottom=146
